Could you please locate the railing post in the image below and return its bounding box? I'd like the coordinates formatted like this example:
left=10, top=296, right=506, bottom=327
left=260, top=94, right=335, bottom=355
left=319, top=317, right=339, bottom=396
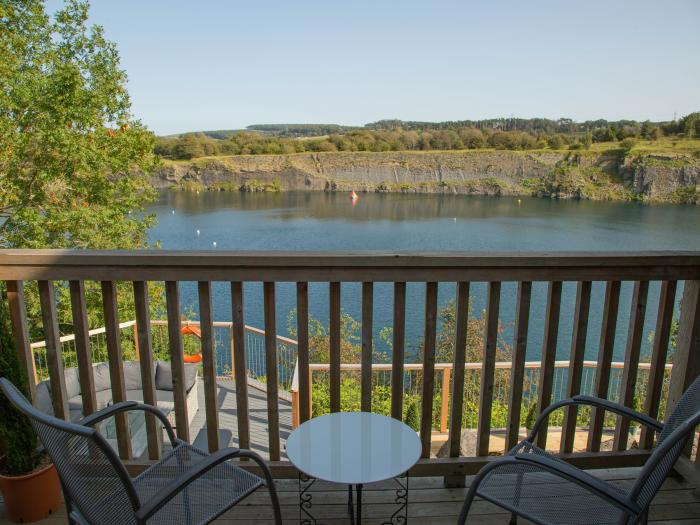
left=440, top=367, right=451, bottom=434
left=5, top=280, right=36, bottom=402
left=234, top=323, right=236, bottom=381
left=667, top=281, right=700, bottom=425
left=133, top=322, right=140, bottom=361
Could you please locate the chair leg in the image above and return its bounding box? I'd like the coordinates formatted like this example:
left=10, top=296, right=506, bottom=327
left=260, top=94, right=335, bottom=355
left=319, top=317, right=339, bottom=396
left=510, top=512, right=518, bottom=525
left=638, top=509, right=649, bottom=525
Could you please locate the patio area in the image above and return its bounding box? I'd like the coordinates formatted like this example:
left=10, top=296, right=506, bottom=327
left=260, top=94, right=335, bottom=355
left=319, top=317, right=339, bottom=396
left=2, top=468, right=699, bottom=524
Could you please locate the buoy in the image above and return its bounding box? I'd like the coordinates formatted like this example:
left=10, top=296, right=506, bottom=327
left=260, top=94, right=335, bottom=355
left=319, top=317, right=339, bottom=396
left=351, top=191, right=359, bottom=201
left=196, top=229, right=200, bottom=235
left=212, top=241, right=217, bottom=248
left=517, top=199, right=522, bottom=204
left=171, top=209, right=175, bottom=214
left=453, top=217, right=457, bottom=222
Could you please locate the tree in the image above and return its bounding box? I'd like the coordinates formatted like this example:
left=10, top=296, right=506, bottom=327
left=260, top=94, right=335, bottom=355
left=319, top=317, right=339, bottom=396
left=0, top=1, right=161, bottom=336
left=0, top=0, right=157, bottom=249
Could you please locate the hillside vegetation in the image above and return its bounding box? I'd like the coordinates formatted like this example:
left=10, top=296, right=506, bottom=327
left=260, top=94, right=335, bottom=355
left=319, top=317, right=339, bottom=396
left=155, top=113, right=700, bottom=160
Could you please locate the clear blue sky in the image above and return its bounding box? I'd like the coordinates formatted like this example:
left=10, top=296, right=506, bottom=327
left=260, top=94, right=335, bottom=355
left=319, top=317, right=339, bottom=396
left=50, top=0, right=700, bottom=135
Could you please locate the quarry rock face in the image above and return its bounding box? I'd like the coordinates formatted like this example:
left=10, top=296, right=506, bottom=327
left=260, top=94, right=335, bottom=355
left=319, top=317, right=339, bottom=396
left=151, top=150, right=700, bottom=203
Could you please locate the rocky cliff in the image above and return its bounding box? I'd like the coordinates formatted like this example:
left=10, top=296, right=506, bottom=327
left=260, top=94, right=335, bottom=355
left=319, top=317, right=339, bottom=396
left=152, top=150, right=700, bottom=204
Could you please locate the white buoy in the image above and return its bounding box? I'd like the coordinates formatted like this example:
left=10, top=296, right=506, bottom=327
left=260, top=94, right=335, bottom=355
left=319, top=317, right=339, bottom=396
left=171, top=209, right=175, bottom=214
left=196, top=229, right=200, bottom=236
left=517, top=199, right=522, bottom=204
left=453, top=217, right=457, bottom=222
left=212, top=241, right=217, bottom=248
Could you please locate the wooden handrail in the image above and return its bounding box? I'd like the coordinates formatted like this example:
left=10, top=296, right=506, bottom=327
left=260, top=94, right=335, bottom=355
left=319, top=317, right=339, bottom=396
left=1, top=250, right=699, bottom=281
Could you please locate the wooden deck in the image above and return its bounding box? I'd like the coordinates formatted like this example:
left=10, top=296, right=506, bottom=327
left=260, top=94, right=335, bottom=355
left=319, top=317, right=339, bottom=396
left=2, top=468, right=699, bottom=524
left=189, top=378, right=293, bottom=460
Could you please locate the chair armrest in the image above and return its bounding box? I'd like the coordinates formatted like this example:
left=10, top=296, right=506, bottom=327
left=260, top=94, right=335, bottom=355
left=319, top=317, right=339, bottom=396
left=526, top=396, right=663, bottom=443
left=78, top=401, right=177, bottom=446
left=134, top=447, right=242, bottom=521
left=513, top=454, right=642, bottom=516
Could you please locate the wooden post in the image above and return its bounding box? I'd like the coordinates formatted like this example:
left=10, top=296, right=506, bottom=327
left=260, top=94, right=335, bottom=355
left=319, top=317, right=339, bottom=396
left=613, top=281, right=649, bottom=451
left=133, top=281, right=161, bottom=460
left=420, top=282, right=438, bottom=458
left=391, top=282, right=406, bottom=421
left=38, top=280, right=69, bottom=420
left=291, top=389, right=300, bottom=429
left=329, top=282, right=341, bottom=413
left=440, top=367, right=451, bottom=434
left=667, top=281, right=700, bottom=418
left=588, top=281, right=621, bottom=452
left=561, top=281, right=592, bottom=454
left=297, top=282, right=310, bottom=423
left=5, top=281, right=36, bottom=402
left=165, top=281, right=189, bottom=442
left=506, top=281, right=532, bottom=451
left=640, top=281, right=677, bottom=449
left=536, top=281, right=562, bottom=450
left=133, top=322, right=140, bottom=361
left=361, top=282, right=374, bottom=413
left=101, top=281, right=132, bottom=459
left=478, top=282, right=501, bottom=456
left=234, top=323, right=239, bottom=381
left=198, top=281, right=220, bottom=453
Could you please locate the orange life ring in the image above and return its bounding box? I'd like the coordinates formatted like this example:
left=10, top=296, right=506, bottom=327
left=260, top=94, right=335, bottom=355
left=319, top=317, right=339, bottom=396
left=181, top=324, right=203, bottom=363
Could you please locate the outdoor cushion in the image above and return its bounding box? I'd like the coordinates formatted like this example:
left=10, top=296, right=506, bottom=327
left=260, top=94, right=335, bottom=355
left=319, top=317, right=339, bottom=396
left=64, top=367, right=81, bottom=399
left=67, top=390, right=113, bottom=412
left=125, top=389, right=174, bottom=413
left=123, top=360, right=144, bottom=391
left=34, top=381, right=54, bottom=415
left=92, top=362, right=112, bottom=392
left=155, top=361, right=198, bottom=393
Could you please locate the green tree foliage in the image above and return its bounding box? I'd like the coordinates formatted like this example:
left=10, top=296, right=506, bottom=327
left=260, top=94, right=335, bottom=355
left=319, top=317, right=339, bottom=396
left=0, top=0, right=157, bottom=249
left=404, top=400, right=419, bottom=431
left=0, top=1, right=162, bottom=337
left=155, top=113, right=700, bottom=161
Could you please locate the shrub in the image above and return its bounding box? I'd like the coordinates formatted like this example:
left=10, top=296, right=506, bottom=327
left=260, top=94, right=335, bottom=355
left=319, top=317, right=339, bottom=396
left=0, top=292, right=41, bottom=475
left=404, top=401, right=420, bottom=431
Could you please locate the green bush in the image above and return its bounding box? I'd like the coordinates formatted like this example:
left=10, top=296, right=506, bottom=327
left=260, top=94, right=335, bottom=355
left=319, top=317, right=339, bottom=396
left=404, top=401, right=419, bottom=431
left=0, top=292, right=41, bottom=475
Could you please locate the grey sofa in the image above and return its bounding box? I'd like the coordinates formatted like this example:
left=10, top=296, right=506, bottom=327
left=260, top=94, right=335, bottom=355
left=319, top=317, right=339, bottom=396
left=35, top=360, right=199, bottom=428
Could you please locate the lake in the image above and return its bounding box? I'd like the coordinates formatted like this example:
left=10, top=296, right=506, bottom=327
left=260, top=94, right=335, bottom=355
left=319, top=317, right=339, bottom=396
left=146, top=191, right=700, bottom=363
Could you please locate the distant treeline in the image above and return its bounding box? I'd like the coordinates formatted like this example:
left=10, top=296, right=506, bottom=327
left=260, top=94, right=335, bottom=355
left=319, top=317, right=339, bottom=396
left=155, top=113, right=700, bottom=160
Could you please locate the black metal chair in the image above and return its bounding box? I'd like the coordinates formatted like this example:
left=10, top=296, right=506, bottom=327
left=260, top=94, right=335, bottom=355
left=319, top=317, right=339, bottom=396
left=458, top=375, right=700, bottom=525
left=0, top=377, right=282, bottom=525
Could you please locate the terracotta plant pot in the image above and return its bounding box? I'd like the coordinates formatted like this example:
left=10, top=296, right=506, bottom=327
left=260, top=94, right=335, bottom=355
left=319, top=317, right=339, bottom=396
left=0, top=463, right=61, bottom=523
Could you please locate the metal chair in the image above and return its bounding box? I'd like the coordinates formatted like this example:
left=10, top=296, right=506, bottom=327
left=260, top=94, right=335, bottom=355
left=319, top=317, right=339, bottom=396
left=458, top=375, right=700, bottom=525
left=0, top=377, right=282, bottom=525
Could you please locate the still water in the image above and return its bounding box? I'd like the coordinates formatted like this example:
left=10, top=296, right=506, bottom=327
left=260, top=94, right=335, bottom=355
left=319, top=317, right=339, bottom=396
left=147, top=191, right=700, bottom=362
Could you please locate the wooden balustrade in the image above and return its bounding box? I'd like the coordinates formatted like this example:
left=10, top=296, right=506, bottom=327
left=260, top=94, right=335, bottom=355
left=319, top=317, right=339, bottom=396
left=1, top=250, right=699, bottom=481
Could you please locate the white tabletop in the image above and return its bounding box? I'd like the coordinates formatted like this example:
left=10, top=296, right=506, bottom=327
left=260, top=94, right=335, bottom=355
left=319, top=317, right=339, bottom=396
left=285, top=412, right=421, bottom=485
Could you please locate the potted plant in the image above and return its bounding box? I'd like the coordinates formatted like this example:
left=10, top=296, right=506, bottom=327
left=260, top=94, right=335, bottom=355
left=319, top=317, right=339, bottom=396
left=0, top=297, right=62, bottom=523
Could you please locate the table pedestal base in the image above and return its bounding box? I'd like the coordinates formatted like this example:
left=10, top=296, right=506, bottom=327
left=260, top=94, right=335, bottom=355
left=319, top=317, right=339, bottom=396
left=299, top=473, right=408, bottom=525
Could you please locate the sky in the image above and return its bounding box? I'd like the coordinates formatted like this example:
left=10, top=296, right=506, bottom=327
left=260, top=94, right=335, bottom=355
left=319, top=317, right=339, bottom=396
left=48, top=0, right=700, bottom=135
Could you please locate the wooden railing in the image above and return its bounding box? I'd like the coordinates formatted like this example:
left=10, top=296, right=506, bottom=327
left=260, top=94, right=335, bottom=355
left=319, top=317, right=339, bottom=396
left=289, top=360, right=675, bottom=435
left=1, top=250, right=699, bottom=480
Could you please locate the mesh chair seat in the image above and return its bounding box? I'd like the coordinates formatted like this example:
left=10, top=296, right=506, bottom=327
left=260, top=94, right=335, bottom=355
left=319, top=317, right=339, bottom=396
left=475, top=455, right=630, bottom=525
left=133, top=443, right=264, bottom=525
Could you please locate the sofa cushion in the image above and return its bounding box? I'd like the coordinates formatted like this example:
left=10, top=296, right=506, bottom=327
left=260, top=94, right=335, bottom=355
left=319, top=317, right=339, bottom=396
left=122, top=361, right=143, bottom=391
left=64, top=367, right=81, bottom=399
left=35, top=381, right=54, bottom=416
left=155, top=361, right=197, bottom=393
left=92, top=362, right=112, bottom=392
left=67, top=390, right=113, bottom=413
left=125, top=389, right=173, bottom=414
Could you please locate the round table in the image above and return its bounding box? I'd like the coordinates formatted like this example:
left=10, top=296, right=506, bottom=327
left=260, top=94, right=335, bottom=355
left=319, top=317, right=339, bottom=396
left=286, top=412, right=421, bottom=524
